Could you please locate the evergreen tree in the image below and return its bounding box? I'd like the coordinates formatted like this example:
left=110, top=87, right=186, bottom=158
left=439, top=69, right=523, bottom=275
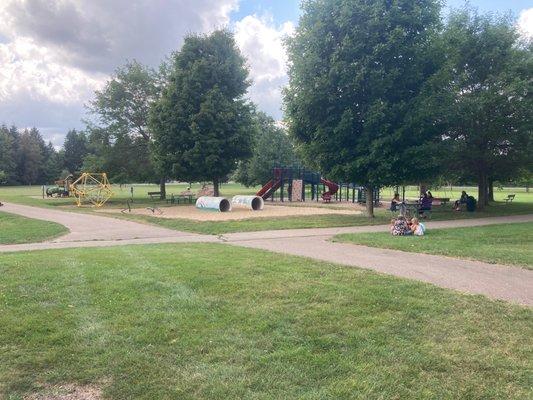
left=150, top=30, right=254, bottom=196
left=62, top=129, right=88, bottom=174
left=0, top=125, right=19, bottom=185
left=17, top=128, right=44, bottom=185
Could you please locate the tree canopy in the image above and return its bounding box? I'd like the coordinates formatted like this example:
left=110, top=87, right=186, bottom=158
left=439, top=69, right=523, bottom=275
left=234, top=111, right=297, bottom=187
left=86, top=60, right=163, bottom=191
left=432, top=8, right=533, bottom=208
left=284, top=0, right=444, bottom=215
left=150, top=30, right=254, bottom=196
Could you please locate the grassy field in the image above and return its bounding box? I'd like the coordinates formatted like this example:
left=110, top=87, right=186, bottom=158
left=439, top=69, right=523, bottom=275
left=334, top=222, right=533, bottom=269
left=1, top=184, right=532, bottom=234
left=0, top=211, right=68, bottom=244
left=1, top=243, right=532, bottom=399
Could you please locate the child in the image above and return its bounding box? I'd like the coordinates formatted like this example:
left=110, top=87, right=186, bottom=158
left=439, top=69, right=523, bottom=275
left=389, top=218, right=396, bottom=234
left=410, top=217, right=426, bottom=236
left=391, top=216, right=411, bottom=236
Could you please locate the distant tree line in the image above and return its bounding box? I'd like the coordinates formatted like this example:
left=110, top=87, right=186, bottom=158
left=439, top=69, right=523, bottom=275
left=0, top=125, right=64, bottom=185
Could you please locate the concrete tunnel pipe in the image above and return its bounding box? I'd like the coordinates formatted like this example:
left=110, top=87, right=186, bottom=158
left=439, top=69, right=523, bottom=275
left=231, top=195, right=264, bottom=211
left=195, top=196, right=232, bottom=212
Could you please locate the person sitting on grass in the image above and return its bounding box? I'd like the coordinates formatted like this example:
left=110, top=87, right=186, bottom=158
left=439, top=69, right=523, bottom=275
left=418, top=192, right=433, bottom=218
left=454, top=191, right=468, bottom=211
left=391, top=216, right=412, bottom=236
left=410, top=217, right=426, bottom=236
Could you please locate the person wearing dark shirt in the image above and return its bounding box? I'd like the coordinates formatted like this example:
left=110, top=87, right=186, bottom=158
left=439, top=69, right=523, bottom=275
left=419, top=192, right=433, bottom=218
left=454, top=191, right=468, bottom=210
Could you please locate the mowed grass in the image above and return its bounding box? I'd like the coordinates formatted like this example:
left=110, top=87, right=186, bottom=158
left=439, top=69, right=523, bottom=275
left=334, top=222, right=533, bottom=269
left=1, top=185, right=532, bottom=235
left=115, top=212, right=390, bottom=235
left=0, top=211, right=68, bottom=244
left=1, top=244, right=532, bottom=399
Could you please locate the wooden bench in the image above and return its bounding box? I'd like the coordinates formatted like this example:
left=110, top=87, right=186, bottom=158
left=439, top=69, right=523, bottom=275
left=505, top=194, right=515, bottom=204
left=433, top=197, right=450, bottom=206
left=148, top=191, right=162, bottom=200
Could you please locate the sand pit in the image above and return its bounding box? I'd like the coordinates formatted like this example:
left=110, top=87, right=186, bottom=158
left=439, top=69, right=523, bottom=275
left=99, top=204, right=362, bottom=221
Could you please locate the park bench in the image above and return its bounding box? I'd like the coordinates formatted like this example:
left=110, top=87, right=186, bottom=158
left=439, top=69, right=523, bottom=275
left=505, top=194, right=515, bottom=204
left=148, top=191, right=162, bottom=200
left=433, top=197, right=450, bottom=206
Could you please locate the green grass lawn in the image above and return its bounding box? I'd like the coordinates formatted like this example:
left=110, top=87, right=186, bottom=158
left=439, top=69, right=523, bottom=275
left=334, top=222, right=533, bottom=269
left=1, top=184, right=532, bottom=235
left=1, top=244, right=532, bottom=399
left=114, top=212, right=391, bottom=234
left=0, top=211, right=68, bottom=244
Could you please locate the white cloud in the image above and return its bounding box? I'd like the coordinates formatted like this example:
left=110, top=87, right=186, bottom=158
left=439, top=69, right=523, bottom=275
left=517, top=8, right=533, bottom=39
left=234, top=14, right=294, bottom=119
left=0, top=1, right=295, bottom=144
left=0, top=0, right=238, bottom=144
left=0, top=37, right=105, bottom=104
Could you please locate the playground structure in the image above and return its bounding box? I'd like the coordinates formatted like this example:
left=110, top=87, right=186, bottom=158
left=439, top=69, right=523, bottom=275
left=69, top=172, right=114, bottom=207
left=196, top=196, right=232, bottom=212
left=195, top=195, right=264, bottom=212
left=45, top=175, right=73, bottom=198
left=256, top=167, right=380, bottom=204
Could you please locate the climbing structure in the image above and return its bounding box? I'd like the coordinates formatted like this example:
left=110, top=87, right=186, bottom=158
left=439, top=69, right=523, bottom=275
left=70, top=172, right=114, bottom=207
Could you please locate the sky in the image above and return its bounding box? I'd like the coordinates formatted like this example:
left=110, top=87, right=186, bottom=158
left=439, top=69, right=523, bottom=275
left=0, top=0, right=531, bottom=148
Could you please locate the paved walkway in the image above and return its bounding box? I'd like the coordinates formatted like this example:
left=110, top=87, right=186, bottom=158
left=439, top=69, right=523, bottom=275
left=0, top=202, right=211, bottom=250
left=1, top=203, right=532, bottom=306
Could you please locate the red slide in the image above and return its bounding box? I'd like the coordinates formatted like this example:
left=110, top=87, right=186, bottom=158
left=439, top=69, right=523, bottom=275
left=320, top=178, right=339, bottom=201
left=256, top=179, right=281, bottom=199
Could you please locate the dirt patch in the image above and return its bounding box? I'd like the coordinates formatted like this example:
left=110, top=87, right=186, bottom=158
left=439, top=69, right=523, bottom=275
left=24, top=383, right=102, bottom=400
left=99, top=203, right=362, bottom=221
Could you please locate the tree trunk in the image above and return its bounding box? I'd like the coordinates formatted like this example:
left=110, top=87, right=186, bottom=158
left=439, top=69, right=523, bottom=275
left=477, top=173, right=488, bottom=210
left=213, top=178, right=220, bottom=197
left=487, top=178, right=494, bottom=202
left=365, top=185, right=374, bottom=218
left=159, top=177, right=166, bottom=200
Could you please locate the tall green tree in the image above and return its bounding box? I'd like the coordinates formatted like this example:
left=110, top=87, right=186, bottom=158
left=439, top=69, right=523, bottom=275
left=62, top=129, right=88, bottom=173
left=435, top=8, right=532, bottom=208
left=17, top=128, right=44, bottom=185
left=150, top=30, right=254, bottom=196
left=87, top=60, right=162, bottom=192
left=235, top=111, right=297, bottom=187
left=284, top=0, right=443, bottom=216
left=0, top=125, right=19, bottom=185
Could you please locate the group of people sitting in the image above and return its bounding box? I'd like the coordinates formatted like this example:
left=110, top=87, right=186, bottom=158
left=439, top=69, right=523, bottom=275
left=390, top=216, right=425, bottom=236
left=390, top=190, right=433, bottom=218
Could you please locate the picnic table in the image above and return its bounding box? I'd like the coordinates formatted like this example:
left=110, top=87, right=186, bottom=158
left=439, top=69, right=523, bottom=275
left=178, top=193, right=195, bottom=204
left=402, top=201, right=420, bottom=217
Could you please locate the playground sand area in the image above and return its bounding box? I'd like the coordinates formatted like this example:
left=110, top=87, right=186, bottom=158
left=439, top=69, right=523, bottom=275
left=99, top=203, right=362, bottom=221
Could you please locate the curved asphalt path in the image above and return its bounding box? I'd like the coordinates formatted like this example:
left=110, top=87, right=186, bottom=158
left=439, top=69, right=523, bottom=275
left=1, top=202, right=532, bottom=306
